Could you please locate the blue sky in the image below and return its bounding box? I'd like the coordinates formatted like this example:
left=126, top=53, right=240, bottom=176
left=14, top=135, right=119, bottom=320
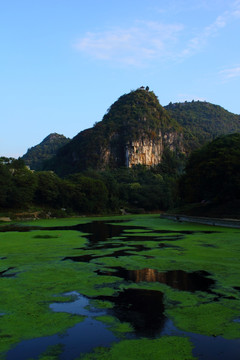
left=1, top=0, right=240, bottom=157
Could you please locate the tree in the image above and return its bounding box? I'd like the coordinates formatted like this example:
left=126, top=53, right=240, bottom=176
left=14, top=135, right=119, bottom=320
left=0, top=164, right=12, bottom=208
left=180, top=133, right=240, bottom=203
left=35, top=172, right=61, bottom=206
left=10, top=167, right=37, bottom=207
left=67, top=174, right=109, bottom=213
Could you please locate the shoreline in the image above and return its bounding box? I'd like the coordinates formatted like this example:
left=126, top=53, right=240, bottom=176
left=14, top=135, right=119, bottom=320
left=161, top=214, right=240, bottom=229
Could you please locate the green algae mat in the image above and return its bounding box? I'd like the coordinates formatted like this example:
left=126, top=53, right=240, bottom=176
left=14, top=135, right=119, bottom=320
left=0, top=214, right=240, bottom=360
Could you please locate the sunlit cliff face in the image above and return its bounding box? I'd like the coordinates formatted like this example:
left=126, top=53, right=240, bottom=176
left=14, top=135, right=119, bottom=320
left=126, top=268, right=214, bottom=292
left=102, top=131, right=185, bottom=168
left=99, top=267, right=214, bottom=293
left=125, top=139, right=163, bottom=167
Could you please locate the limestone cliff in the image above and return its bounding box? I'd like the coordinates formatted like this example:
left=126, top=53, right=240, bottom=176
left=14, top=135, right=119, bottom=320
left=44, top=88, right=185, bottom=175
left=125, top=131, right=184, bottom=168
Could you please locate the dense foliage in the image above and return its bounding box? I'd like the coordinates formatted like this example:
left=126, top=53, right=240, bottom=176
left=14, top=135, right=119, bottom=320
left=43, top=89, right=183, bottom=176
left=21, top=92, right=240, bottom=178
left=103, top=89, right=181, bottom=140
left=22, top=133, right=70, bottom=170
left=2, top=91, right=240, bottom=218
left=179, top=133, right=240, bottom=204
left=165, top=101, right=240, bottom=150
left=0, top=150, right=184, bottom=215
left=43, top=94, right=240, bottom=177
left=2, top=134, right=240, bottom=217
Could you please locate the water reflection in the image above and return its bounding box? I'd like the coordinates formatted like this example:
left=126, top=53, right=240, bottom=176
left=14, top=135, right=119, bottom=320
left=3, top=219, right=232, bottom=360
left=7, top=292, right=118, bottom=360
left=97, top=268, right=215, bottom=292
left=7, top=319, right=118, bottom=360
left=0, top=220, right=132, bottom=238
left=0, top=219, right=220, bottom=237
left=63, top=249, right=138, bottom=263
left=8, top=288, right=240, bottom=360
left=70, top=221, right=129, bottom=247
left=97, top=288, right=166, bottom=338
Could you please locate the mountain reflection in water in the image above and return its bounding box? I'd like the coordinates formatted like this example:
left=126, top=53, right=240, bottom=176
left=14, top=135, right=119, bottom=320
left=4, top=219, right=239, bottom=360
left=97, top=267, right=215, bottom=292
left=97, top=288, right=166, bottom=338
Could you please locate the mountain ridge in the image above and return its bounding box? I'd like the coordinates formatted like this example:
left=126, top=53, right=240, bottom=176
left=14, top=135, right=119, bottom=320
left=165, top=100, right=240, bottom=149
left=22, top=133, right=70, bottom=170
left=22, top=89, right=240, bottom=175
left=43, top=89, right=185, bottom=175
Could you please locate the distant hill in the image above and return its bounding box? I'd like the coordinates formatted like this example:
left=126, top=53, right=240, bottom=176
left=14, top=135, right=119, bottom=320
left=26, top=92, right=240, bottom=176
left=22, top=133, right=70, bottom=170
left=44, top=88, right=185, bottom=176
left=165, top=101, right=240, bottom=150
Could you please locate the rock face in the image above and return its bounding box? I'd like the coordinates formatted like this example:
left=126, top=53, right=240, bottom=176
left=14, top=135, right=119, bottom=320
left=126, top=139, right=162, bottom=167
left=44, top=89, right=185, bottom=175
left=126, top=132, right=184, bottom=167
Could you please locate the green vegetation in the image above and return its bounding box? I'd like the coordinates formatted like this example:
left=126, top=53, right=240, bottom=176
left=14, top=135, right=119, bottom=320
left=0, top=224, right=119, bottom=357
left=1, top=90, right=240, bottom=219
left=0, top=228, right=88, bottom=356
left=1, top=133, right=240, bottom=219
left=103, top=89, right=181, bottom=139
left=30, top=344, right=64, bottom=360
left=22, top=133, right=70, bottom=171
left=165, top=101, right=240, bottom=150
left=0, top=157, right=37, bottom=210
left=179, top=133, right=240, bottom=204
left=94, top=315, right=133, bottom=335
left=0, top=153, right=183, bottom=215
left=43, top=94, right=240, bottom=176
left=0, top=215, right=240, bottom=360
left=78, top=337, right=196, bottom=360
left=1, top=91, right=240, bottom=359
left=43, top=90, right=183, bottom=175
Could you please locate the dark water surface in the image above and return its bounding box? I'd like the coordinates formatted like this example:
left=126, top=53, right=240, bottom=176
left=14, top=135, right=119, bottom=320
left=7, top=289, right=240, bottom=360
left=3, top=220, right=240, bottom=360
left=96, top=267, right=215, bottom=292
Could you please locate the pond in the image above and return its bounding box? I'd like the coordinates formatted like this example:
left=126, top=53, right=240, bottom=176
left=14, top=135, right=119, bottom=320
left=0, top=214, right=240, bottom=360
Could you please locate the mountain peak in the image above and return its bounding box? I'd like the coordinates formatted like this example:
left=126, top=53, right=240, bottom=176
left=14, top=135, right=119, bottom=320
left=44, top=89, right=184, bottom=175
left=22, top=133, right=70, bottom=170
left=25, top=89, right=240, bottom=176
left=41, top=133, right=66, bottom=143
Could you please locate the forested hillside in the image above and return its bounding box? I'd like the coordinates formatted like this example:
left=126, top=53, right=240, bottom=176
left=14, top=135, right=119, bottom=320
left=1, top=89, right=240, bottom=219
left=43, top=89, right=184, bottom=176
left=22, top=133, right=70, bottom=170
left=43, top=93, right=240, bottom=176
left=21, top=92, right=240, bottom=175
left=165, top=101, right=240, bottom=149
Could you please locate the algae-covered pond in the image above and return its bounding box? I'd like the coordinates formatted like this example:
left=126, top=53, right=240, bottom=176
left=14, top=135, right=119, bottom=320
left=0, top=214, right=240, bottom=360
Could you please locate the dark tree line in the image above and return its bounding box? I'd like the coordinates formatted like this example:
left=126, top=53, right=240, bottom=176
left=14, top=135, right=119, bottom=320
left=2, top=133, right=239, bottom=217
left=0, top=149, right=184, bottom=215
left=179, top=133, right=240, bottom=204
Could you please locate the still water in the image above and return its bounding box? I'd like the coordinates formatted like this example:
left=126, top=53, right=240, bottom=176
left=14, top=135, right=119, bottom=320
left=2, top=219, right=240, bottom=360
